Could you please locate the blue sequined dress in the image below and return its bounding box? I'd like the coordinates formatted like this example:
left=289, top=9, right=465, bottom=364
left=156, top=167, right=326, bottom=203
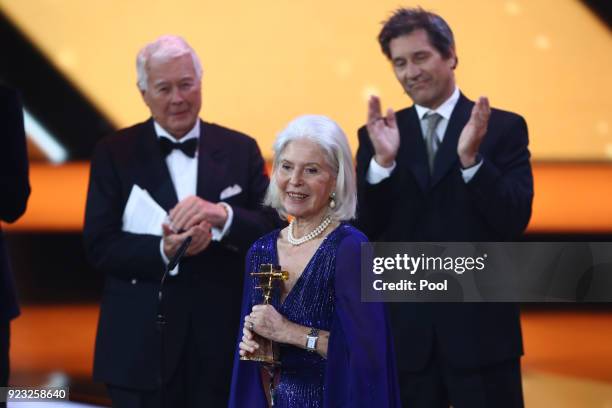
left=229, top=224, right=400, bottom=407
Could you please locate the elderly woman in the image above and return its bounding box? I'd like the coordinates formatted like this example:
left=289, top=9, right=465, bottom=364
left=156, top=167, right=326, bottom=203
left=229, top=115, right=399, bottom=407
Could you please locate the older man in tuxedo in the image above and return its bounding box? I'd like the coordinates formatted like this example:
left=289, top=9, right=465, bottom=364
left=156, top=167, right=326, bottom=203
left=84, top=35, right=280, bottom=407
left=0, top=85, right=30, bottom=408
left=356, top=8, right=533, bottom=408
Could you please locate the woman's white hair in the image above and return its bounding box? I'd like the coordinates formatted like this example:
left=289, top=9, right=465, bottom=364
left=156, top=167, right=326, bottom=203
left=264, top=114, right=357, bottom=221
left=136, top=35, right=203, bottom=91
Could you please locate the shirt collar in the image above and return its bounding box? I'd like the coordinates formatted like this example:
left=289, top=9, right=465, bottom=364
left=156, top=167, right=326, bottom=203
left=414, top=87, right=460, bottom=121
left=154, top=120, right=200, bottom=143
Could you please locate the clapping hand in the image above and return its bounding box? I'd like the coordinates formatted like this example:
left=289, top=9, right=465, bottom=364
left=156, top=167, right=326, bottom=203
left=169, top=195, right=228, bottom=232
left=457, top=96, right=490, bottom=168
left=366, top=95, right=400, bottom=168
left=162, top=220, right=212, bottom=258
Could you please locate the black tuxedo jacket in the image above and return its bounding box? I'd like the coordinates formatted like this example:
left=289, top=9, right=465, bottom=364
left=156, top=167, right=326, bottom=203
left=84, top=118, right=281, bottom=390
left=356, top=94, right=533, bottom=371
left=0, top=86, right=30, bottom=322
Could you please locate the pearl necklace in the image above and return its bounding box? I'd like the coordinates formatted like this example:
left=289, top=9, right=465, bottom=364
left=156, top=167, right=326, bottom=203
left=287, top=216, right=332, bottom=246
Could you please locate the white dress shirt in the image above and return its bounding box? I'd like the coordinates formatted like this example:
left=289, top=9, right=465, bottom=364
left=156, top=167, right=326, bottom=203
left=154, top=121, right=234, bottom=275
left=366, top=87, right=482, bottom=184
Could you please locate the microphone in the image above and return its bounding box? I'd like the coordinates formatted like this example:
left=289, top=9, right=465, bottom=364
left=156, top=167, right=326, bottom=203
left=157, top=235, right=191, bottom=408
left=167, top=236, right=192, bottom=271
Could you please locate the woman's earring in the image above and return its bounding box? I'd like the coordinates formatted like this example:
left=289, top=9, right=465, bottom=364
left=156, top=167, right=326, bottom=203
left=329, top=192, right=336, bottom=209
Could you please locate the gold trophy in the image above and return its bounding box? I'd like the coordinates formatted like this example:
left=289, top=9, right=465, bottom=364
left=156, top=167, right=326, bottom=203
left=240, top=263, right=288, bottom=365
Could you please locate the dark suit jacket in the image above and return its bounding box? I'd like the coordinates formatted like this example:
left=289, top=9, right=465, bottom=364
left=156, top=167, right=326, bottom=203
left=356, top=94, right=533, bottom=371
left=83, top=118, right=280, bottom=390
left=0, top=86, right=30, bottom=322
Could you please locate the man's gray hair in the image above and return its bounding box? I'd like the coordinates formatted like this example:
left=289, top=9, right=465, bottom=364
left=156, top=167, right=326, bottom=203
left=264, top=115, right=357, bottom=221
left=136, top=35, right=203, bottom=91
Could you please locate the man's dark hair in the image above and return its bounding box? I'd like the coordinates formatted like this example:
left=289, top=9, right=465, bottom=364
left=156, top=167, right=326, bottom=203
left=378, top=7, right=455, bottom=61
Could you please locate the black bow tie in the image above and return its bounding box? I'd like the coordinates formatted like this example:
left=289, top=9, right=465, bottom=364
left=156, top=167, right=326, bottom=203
left=159, top=137, right=198, bottom=158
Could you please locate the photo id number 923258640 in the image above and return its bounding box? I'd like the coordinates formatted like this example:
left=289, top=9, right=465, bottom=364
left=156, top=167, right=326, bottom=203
left=1, top=387, right=69, bottom=402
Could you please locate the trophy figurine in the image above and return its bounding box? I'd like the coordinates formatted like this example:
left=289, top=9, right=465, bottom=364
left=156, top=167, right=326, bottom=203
left=240, top=263, right=288, bottom=365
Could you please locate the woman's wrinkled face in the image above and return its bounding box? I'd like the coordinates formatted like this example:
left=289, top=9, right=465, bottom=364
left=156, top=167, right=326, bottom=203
left=276, top=139, right=336, bottom=220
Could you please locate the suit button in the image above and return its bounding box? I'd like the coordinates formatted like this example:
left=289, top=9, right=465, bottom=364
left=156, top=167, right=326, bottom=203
left=131, top=279, right=138, bottom=285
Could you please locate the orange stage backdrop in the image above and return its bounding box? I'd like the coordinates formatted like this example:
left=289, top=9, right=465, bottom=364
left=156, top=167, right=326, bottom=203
left=0, top=0, right=610, bottom=233
left=1, top=0, right=610, bottom=161
left=4, top=162, right=612, bottom=233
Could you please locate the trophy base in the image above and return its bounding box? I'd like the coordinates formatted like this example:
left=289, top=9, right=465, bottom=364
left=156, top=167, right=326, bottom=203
left=239, top=336, right=281, bottom=366
left=240, top=355, right=281, bottom=365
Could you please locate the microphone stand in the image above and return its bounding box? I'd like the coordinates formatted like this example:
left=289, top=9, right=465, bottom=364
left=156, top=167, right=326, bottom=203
left=157, top=236, right=192, bottom=408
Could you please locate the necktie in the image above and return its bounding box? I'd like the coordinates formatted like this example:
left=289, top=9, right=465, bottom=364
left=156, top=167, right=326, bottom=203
left=159, top=137, right=198, bottom=158
left=424, top=112, right=443, bottom=173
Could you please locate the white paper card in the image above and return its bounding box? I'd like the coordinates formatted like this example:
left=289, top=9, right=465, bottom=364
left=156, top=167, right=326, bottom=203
left=121, top=185, right=167, bottom=236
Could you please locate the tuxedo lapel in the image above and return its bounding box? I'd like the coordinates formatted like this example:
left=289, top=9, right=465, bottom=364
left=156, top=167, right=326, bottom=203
left=134, top=119, right=178, bottom=212
left=431, top=94, right=473, bottom=188
left=398, top=108, right=430, bottom=192
left=196, top=121, right=227, bottom=202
